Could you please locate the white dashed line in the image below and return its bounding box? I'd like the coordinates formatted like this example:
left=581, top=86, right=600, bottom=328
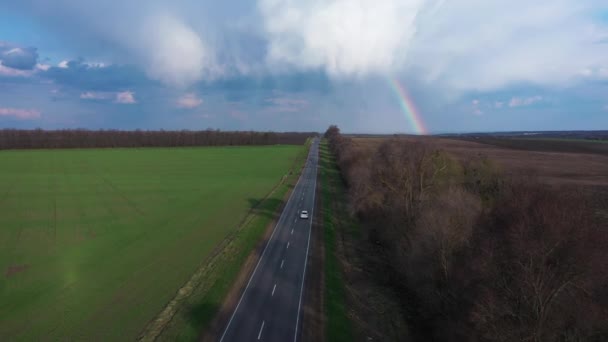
left=291, top=228, right=294, bottom=235
left=272, top=283, right=277, bottom=296
left=219, top=148, right=308, bottom=342
left=280, top=259, right=284, bottom=269
left=294, top=143, right=318, bottom=342
left=287, top=242, right=290, bottom=249
left=258, top=321, right=265, bottom=340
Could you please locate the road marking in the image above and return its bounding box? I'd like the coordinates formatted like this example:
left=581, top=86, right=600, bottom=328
left=294, top=218, right=297, bottom=223
left=280, top=259, right=284, bottom=269
left=294, top=144, right=318, bottom=342
left=287, top=241, right=290, bottom=249
left=291, top=228, right=294, bottom=235
left=258, top=320, right=265, bottom=340
left=218, top=154, right=308, bottom=342
left=272, top=283, right=277, bottom=296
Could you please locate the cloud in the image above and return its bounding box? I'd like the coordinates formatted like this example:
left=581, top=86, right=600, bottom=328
left=134, top=14, right=217, bottom=87
left=8, top=2, right=226, bottom=87
left=229, top=109, right=248, bottom=120
left=80, top=90, right=136, bottom=104
left=495, top=101, right=504, bottom=108
left=0, top=64, right=34, bottom=77
left=6, top=0, right=608, bottom=95
left=36, top=63, right=50, bottom=71
left=43, top=59, right=149, bottom=91
left=259, top=0, right=608, bottom=91
left=80, top=91, right=112, bottom=100
left=471, top=99, right=483, bottom=115
left=0, top=42, right=38, bottom=70
left=177, top=93, right=203, bottom=108
left=259, top=0, right=422, bottom=77
left=265, top=96, right=309, bottom=113
left=0, top=107, right=41, bottom=119
left=508, top=95, right=543, bottom=107
left=115, top=91, right=136, bottom=104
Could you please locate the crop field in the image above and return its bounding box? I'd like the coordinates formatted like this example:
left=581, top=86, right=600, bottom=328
left=0, top=145, right=303, bottom=340
left=353, top=136, right=608, bottom=224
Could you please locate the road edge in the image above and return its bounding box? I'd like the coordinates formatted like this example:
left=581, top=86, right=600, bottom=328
left=300, top=159, right=326, bottom=342
left=200, top=143, right=312, bottom=342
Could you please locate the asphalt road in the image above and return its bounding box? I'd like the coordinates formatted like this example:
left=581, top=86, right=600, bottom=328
left=219, top=138, right=319, bottom=342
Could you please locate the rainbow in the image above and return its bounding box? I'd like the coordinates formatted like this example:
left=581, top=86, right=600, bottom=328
left=387, top=77, right=429, bottom=135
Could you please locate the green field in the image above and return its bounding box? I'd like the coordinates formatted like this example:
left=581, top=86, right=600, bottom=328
left=0, top=145, right=303, bottom=340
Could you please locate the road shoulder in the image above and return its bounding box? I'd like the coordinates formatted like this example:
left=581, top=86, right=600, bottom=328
left=198, top=146, right=311, bottom=342
left=301, top=161, right=326, bottom=342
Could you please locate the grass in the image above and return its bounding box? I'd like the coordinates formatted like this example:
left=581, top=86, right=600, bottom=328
left=0, top=145, right=303, bottom=340
left=320, top=141, right=354, bottom=342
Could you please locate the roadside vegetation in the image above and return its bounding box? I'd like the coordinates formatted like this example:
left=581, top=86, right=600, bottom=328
left=325, top=125, right=608, bottom=341
left=0, top=144, right=305, bottom=340
left=319, top=142, right=353, bottom=342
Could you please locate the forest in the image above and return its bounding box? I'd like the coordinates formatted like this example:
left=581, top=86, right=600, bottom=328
left=325, top=125, right=607, bottom=341
left=0, top=129, right=314, bottom=149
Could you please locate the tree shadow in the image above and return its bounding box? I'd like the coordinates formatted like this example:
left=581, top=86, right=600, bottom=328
left=186, top=301, right=219, bottom=331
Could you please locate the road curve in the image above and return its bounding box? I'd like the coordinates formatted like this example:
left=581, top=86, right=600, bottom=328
left=219, top=138, right=319, bottom=342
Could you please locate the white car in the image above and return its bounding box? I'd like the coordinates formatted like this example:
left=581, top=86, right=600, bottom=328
left=300, top=210, right=309, bottom=219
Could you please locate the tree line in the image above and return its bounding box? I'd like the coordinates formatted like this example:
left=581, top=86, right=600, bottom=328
left=0, top=129, right=315, bottom=150
left=324, top=125, right=607, bottom=341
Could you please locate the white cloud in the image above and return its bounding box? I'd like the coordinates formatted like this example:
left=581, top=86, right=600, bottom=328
left=265, top=97, right=309, bottom=112
left=83, top=62, right=106, bottom=68
left=35, top=63, right=50, bottom=71
left=11, top=0, right=608, bottom=93
left=57, top=60, right=69, bottom=68
left=80, top=91, right=136, bottom=104
left=259, top=0, right=608, bottom=91
left=115, top=91, right=136, bottom=104
left=80, top=91, right=112, bottom=100
left=0, top=107, right=41, bottom=119
left=12, top=2, right=221, bottom=87
left=470, top=98, right=483, bottom=115
left=176, top=93, right=203, bottom=108
left=508, top=95, right=542, bottom=107
left=134, top=14, right=217, bottom=87
left=259, top=0, right=423, bottom=77
left=495, top=101, right=504, bottom=108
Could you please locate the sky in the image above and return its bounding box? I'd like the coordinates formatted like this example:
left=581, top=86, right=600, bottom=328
left=0, top=0, right=607, bottom=134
